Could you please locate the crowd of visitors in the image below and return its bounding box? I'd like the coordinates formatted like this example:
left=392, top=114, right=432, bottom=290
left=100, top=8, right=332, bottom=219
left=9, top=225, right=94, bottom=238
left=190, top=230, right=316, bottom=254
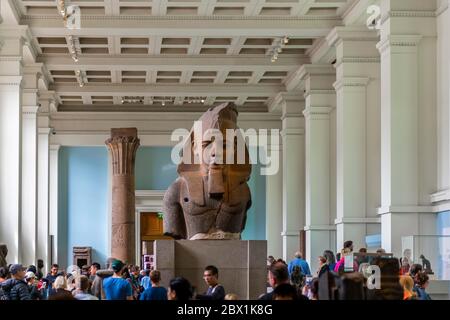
left=0, top=240, right=434, bottom=301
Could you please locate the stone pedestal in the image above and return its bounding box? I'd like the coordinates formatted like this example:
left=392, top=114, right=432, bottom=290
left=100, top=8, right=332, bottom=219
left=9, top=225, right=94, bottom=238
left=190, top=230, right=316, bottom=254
left=106, top=128, right=140, bottom=264
left=154, top=240, right=267, bottom=300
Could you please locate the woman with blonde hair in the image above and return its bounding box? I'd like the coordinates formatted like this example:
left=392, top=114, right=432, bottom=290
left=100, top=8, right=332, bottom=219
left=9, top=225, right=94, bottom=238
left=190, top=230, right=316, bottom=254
left=48, top=275, right=75, bottom=300
left=399, top=275, right=416, bottom=300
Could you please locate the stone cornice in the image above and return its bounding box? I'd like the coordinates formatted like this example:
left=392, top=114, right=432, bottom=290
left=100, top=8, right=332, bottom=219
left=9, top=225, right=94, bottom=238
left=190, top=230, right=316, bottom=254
left=334, top=57, right=380, bottom=69
left=285, top=64, right=335, bottom=92
left=376, top=35, right=423, bottom=54
left=280, top=127, right=305, bottom=137
left=304, top=224, right=336, bottom=231
left=326, top=26, right=379, bottom=47
left=334, top=217, right=381, bottom=225
left=381, top=10, right=437, bottom=25
left=333, top=77, right=370, bottom=91
left=22, top=14, right=342, bottom=22
left=377, top=206, right=434, bottom=215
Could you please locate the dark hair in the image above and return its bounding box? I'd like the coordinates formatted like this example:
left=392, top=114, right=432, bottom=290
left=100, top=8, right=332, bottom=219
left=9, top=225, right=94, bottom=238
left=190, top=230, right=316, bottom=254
left=37, top=259, right=44, bottom=269
left=323, top=250, right=336, bottom=265
left=318, top=256, right=327, bottom=264
left=169, top=277, right=193, bottom=301
left=359, top=248, right=367, bottom=253
left=0, top=267, right=9, bottom=279
left=205, top=265, right=219, bottom=277
left=269, top=262, right=289, bottom=283
left=150, top=270, right=161, bottom=283
left=77, top=275, right=90, bottom=292
left=415, top=271, right=429, bottom=287
left=91, top=262, right=101, bottom=270
left=272, top=283, right=298, bottom=300
left=409, top=264, right=423, bottom=277
left=310, top=278, right=319, bottom=298
left=51, top=264, right=59, bottom=269
left=27, top=265, right=37, bottom=274
left=343, top=241, right=353, bottom=250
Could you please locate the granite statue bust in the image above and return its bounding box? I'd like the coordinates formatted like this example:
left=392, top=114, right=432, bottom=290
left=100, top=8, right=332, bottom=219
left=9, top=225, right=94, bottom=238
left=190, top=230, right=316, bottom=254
left=163, top=102, right=252, bottom=240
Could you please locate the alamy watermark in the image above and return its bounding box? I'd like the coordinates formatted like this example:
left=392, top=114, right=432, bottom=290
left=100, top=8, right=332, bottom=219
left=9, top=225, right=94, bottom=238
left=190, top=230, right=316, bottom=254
left=366, top=5, right=381, bottom=30
left=170, top=123, right=280, bottom=176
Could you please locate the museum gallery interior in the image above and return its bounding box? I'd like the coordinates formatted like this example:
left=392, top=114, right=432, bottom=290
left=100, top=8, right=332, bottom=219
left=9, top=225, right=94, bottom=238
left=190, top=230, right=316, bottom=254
left=1, top=0, right=450, bottom=301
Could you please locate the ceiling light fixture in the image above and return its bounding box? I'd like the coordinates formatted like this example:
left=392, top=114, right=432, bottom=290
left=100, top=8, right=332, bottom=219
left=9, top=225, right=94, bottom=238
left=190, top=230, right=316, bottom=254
left=75, top=70, right=87, bottom=87
left=68, top=35, right=81, bottom=62
left=269, top=36, right=289, bottom=63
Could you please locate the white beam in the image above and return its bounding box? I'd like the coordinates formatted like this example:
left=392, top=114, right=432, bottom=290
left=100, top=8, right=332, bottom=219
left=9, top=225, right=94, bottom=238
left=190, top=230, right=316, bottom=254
left=52, top=83, right=284, bottom=96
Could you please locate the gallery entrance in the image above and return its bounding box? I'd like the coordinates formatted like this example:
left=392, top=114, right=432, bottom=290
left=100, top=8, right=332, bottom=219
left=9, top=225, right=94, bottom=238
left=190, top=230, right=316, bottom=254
left=139, top=212, right=171, bottom=269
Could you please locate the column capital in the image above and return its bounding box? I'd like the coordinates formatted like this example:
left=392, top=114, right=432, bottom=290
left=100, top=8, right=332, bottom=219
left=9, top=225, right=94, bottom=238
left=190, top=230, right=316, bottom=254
left=38, top=127, right=51, bottom=135
left=376, top=35, right=423, bottom=55
left=106, top=128, right=140, bottom=175
left=22, top=105, right=39, bottom=118
left=286, top=64, right=335, bottom=92
left=303, top=106, right=332, bottom=120
left=304, top=224, right=336, bottom=231
left=334, top=217, right=381, bottom=225
left=0, top=75, right=22, bottom=88
left=326, top=26, right=380, bottom=48
left=269, top=92, right=303, bottom=113
left=333, top=77, right=370, bottom=91
left=49, top=144, right=61, bottom=152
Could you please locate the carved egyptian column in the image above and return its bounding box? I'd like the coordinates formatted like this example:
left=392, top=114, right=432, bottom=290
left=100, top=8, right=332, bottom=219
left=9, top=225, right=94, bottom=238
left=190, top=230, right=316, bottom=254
left=106, top=128, right=140, bottom=263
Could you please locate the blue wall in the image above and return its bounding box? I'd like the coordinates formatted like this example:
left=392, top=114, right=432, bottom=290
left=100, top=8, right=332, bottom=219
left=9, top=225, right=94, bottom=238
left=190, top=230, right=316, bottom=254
left=438, top=211, right=450, bottom=236
left=59, top=146, right=266, bottom=267
left=59, top=147, right=109, bottom=268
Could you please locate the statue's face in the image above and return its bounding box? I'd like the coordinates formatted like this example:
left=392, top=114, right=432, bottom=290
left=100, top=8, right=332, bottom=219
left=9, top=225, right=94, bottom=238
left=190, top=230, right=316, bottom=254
left=193, top=118, right=236, bottom=173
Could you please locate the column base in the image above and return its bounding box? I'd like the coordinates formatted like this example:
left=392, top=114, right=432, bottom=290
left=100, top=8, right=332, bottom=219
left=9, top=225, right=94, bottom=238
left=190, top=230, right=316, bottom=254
left=281, top=231, right=299, bottom=262
left=304, top=225, right=336, bottom=274
left=378, top=206, right=436, bottom=258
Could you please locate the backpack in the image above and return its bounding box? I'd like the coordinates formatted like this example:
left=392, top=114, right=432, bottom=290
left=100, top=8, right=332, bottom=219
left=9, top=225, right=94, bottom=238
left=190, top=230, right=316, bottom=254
left=290, top=265, right=304, bottom=287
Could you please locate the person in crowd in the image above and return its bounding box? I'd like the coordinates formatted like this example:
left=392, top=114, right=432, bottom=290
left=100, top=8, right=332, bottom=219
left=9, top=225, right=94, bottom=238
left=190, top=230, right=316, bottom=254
left=323, top=250, right=336, bottom=271
left=25, top=271, right=41, bottom=300
left=140, top=269, right=151, bottom=291
left=81, top=265, right=90, bottom=277
left=287, top=251, right=311, bottom=277
left=48, top=275, right=75, bottom=300
left=273, top=283, right=299, bottom=300
left=102, top=259, right=133, bottom=300
left=267, top=256, right=275, bottom=267
left=45, top=264, right=59, bottom=289
left=334, top=248, right=358, bottom=274
left=196, top=265, right=225, bottom=300
left=290, top=265, right=304, bottom=289
left=309, top=278, right=319, bottom=300
left=73, top=275, right=98, bottom=300
left=36, top=259, right=44, bottom=280
left=140, top=270, right=167, bottom=300
left=414, top=271, right=432, bottom=300
left=225, top=293, right=238, bottom=300
left=356, top=248, right=369, bottom=265
left=259, top=261, right=308, bottom=300
left=0, top=244, right=7, bottom=269
left=366, top=257, right=403, bottom=300
left=129, top=265, right=142, bottom=299
left=89, top=262, right=103, bottom=299
left=317, top=256, right=328, bottom=278
left=409, top=264, right=423, bottom=278
left=0, top=264, right=31, bottom=300
left=0, top=267, right=8, bottom=283
left=399, top=275, right=417, bottom=300
left=167, top=277, right=193, bottom=301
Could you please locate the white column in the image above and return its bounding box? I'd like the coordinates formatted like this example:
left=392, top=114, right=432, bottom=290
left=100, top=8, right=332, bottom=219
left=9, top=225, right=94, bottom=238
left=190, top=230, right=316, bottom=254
left=37, top=126, right=50, bottom=270
left=327, top=27, right=381, bottom=252
left=0, top=30, right=24, bottom=263
left=377, top=0, right=437, bottom=257
left=265, top=143, right=283, bottom=259
left=21, top=105, right=38, bottom=266
left=49, top=144, right=60, bottom=265
left=276, top=93, right=305, bottom=261
left=299, top=64, right=336, bottom=272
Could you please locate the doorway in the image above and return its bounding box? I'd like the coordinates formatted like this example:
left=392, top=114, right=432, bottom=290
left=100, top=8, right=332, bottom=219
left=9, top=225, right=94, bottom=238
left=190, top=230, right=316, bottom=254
left=140, top=212, right=171, bottom=269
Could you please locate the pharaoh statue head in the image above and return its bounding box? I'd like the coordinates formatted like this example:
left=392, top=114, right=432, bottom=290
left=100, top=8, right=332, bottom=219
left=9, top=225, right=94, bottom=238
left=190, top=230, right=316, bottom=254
left=163, top=102, right=252, bottom=240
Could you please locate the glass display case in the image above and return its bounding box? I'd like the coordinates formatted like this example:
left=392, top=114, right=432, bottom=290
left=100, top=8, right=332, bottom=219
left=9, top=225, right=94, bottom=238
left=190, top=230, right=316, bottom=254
left=401, top=235, right=450, bottom=280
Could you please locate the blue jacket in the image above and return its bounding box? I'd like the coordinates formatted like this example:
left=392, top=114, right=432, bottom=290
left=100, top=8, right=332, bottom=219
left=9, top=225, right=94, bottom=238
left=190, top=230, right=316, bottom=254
left=288, top=258, right=311, bottom=276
